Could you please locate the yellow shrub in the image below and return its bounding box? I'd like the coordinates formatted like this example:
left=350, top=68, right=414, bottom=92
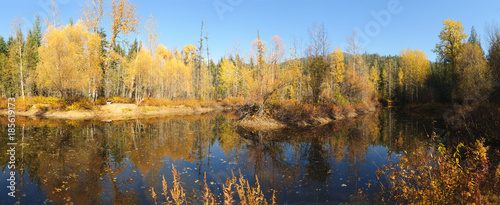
left=93, top=97, right=107, bottom=105
left=31, top=96, right=61, bottom=104
left=108, top=97, right=135, bottom=103
left=182, top=100, right=200, bottom=108
left=0, top=98, right=8, bottom=109
left=65, top=98, right=93, bottom=110
left=221, top=96, right=245, bottom=106
left=16, top=98, right=32, bottom=111
left=144, top=98, right=172, bottom=107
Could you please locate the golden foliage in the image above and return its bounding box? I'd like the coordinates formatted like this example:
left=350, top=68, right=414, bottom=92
left=331, top=47, right=345, bottom=88
left=109, top=0, right=140, bottom=44
left=80, top=0, right=103, bottom=32
left=457, top=43, right=492, bottom=101
left=435, top=19, right=467, bottom=75
left=218, top=58, right=238, bottom=98
left=378, top=139, right=500, bottom=204
left=399, top=48, right=430, bottom=102
left=36, top=22, right=102, bottom=97
left=341, top=69, right=373, bottom=103
left=182, top=45, right=196, bottom=66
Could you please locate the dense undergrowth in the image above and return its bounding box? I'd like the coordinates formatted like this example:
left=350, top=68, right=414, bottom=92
left=376, top=138, right=500, bottom=204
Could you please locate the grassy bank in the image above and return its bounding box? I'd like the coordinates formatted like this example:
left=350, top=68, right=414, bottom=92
left=0, top=97, right=244, bottom=120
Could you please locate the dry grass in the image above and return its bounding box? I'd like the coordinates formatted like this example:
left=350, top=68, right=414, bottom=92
left=170, top=165, right=186, bottom=204
left=163, top=175, right=171, bottom=203
left=236, top=173, right=266, bottom=205
left=153, top=167, right=276, bottom=205
left=222, top=172, right=236, bottom=205
left=203, top=173, right=216, bottom=205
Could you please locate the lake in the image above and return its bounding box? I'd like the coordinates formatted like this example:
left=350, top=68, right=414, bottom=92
left=0, top=109, right=437, bottom=204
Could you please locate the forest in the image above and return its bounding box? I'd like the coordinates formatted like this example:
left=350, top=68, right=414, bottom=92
left=1, top=0, right=500, bottom=204
left=0, top=0, right=497, bottom=112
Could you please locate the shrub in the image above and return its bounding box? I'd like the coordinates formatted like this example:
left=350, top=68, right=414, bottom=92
left=342, top=70, right=373, bottom=103
left=143, top=98, right=172, bottom=107
left=0, top=98, right=31, bottom=110
left=49, top=101, right=66, bottom=110
left=199, top=100, right=214, bottom=107
left=333, top=92, right=349, bottom=106
left=16, top=98, right=32, bottom=111
left=93, top=97, right=107, bottom=105
left=182, top=100, right=200, bottom=108
left=221, top=96, right=245, bottom=106
left=108, top=96, right=135, bottom=103
left=31, top=96, right=61, bottom=104
left=65, top=98, right=93, bottom=110
left=320, top=101, right=342, bottom=117
left=377, top=139, right=500, bottom=204
left=143, top=98, right=207, bottom=108
left=0, top=98, right=8, bottom=109
left=270, top=101, right=322, bottom=124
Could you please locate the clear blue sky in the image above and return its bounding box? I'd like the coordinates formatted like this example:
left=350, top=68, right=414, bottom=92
left=1, top=0, right=499, bottom=62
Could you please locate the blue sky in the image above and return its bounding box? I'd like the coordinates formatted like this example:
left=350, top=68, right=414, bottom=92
left=1, top=0, right=499, bottom=62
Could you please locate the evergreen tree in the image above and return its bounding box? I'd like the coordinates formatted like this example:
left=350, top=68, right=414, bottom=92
left=468, top=25, right=481, bottom=49
left=0, top=36, right=10, bottom=97
left=24, top=14, right=43, bottom=96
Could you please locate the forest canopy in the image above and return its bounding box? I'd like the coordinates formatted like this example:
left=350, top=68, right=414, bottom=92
left=0, top=0, right=498, bottom=112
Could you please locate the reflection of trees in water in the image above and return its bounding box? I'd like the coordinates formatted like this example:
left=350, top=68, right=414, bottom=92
left=303, top=138, right=330, bottom=182
left=10, top=125, right=110, bottom=204
left=377, top=109, right=433, bottom=155
left=233, top=116, right=379, bottom=201
left=0, top=110, right=435, bottom=204
left=232, top=111, right=435, bottom=202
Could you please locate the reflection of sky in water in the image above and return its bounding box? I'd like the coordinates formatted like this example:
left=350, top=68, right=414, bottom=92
left=0, top=109, right=433, bottom=204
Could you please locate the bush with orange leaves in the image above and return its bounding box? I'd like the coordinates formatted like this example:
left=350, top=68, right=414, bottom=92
left=377, top=138, right=500, bottom=204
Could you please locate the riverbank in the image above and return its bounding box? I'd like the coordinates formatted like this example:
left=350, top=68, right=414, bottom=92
left=0, top=103, right=236, bottom=121
left=235, top=100, right=378, bottom=130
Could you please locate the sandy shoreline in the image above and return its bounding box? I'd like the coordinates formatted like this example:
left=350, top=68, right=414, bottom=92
left=0, top=103, right=232, bottom=121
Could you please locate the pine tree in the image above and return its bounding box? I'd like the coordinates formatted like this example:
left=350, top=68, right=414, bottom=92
left=0, top=36, right=10, bottom=97
left=24, top=14, right=42, bottom=96
left=468, top=26, right=481, bottom=49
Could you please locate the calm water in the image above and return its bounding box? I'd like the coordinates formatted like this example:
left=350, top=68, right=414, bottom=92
left=0, top=109, right=436, bottom=204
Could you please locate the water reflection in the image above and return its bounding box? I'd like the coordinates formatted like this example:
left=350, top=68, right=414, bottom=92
left=0, top=109, right=435, bottom=204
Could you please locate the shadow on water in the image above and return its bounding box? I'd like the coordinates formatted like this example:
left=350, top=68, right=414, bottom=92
left=0, top=109, right=437, bottom=204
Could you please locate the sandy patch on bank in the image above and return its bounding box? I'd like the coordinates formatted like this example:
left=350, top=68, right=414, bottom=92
left=0, top=103, right=227, bottom=121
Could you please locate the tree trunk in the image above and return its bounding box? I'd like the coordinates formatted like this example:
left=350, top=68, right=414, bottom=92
left=19, top=46, right=24, bottom=100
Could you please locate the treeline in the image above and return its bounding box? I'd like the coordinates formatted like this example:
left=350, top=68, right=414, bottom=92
left=0, top=0, right=499, bottom=107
